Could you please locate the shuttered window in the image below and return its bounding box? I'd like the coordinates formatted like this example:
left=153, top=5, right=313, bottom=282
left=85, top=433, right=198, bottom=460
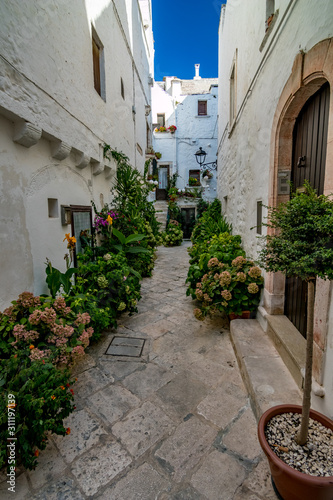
left=92, top=28, right=105, bottom=101
left=92, top=37, right=101, bottom=95
left=198, top=101, right=207, bottom=116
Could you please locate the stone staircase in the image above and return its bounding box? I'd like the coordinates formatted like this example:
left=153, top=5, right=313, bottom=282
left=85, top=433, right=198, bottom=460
left=154, top=200, right=168, bottom=231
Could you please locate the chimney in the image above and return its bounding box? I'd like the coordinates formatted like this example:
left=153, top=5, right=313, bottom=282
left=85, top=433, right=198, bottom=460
left=194, top=63, right=201, bottom=80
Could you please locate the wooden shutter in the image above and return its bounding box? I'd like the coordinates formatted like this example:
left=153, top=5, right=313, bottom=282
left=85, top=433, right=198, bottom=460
left=92, top=37, right=101, bottom=95
left=198, top=101, right=207, bottom=116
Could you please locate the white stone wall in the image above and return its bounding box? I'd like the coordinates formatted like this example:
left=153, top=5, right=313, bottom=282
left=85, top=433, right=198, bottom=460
left=218, top=0, right=333, bottom=258
left=0, top=0, right=153, bottom=309
left=152, top=77, right=218, bottom=201
left=217, top=0, right=333, bottom=417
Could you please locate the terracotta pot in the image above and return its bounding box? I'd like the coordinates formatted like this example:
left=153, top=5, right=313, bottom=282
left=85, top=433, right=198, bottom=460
left=229, top=310, right=251, bottom=320
left=258, top=404, right=333, bottom=500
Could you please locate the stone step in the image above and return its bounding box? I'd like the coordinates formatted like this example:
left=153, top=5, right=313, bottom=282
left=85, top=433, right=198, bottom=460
left=266, top=314, right=306, bottom=390
left=230, top=319, right=302, bottom=421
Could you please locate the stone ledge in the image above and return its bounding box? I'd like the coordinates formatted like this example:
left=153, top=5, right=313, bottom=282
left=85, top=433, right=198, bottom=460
left=230, top=319, right=302, bottom=421
left=266, top=314, right=306, bottom=390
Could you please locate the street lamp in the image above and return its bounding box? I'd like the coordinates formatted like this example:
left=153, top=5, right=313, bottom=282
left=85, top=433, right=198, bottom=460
left=194, top=147, right=207, bottom=167
left=194, top=146, right=217, bottom=171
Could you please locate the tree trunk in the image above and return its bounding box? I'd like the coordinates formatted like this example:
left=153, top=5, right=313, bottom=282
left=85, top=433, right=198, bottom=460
left=296, top=278, right=315, bottom=445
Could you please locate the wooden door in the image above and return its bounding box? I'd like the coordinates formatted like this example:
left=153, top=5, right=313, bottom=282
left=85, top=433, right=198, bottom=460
left=284, top=82, right=330, bottom=337
left=156, top=166, right=169, bottom=200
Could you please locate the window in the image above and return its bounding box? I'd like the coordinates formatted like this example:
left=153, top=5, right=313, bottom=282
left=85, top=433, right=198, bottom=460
left=189, top=169, right=201, bottom=186
left=121, top=78, right=125, bottom=99
left=157, top=114, right=165, bottom=127
left=92, top=27, right=105, bottom=100
left=256, top=201, right=262, bottom=235
left=198, top=100, right=207, bottom=116
left=229, top=52, right=237, bottom=129
left=70, top=205, right=93, bottom=266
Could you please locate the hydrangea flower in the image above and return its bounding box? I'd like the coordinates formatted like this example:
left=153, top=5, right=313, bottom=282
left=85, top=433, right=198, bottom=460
left=248, top=283, right=259, bottom=294
left=248, top=266, right=262, bottom=279
left=221, top=290, right=232, bottom=301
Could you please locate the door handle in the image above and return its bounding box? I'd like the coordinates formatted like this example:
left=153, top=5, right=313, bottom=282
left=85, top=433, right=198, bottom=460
left=297, top=156, right=306, bottom=167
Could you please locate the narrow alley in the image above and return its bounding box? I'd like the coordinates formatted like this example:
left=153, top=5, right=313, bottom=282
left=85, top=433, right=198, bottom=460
left=1, top=242, right=278, bottom=499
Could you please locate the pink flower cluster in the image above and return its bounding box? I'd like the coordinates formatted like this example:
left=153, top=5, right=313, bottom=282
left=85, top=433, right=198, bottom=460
left=53, top=297, right=71, bottom=315
left=231, top=256, right=247, bottom=269
left=74, top=312, right=91, bottom=326
left=248, top=266, right=262, bottom=279
left=208, top=258, right=219, bottom=268
left=219, top=271, right=232, bottom=286
left=29, top=307, right=57, bottom=326
left=29, top=348, right=51, bottom=361
left=13, top=325, right=39, bottom=344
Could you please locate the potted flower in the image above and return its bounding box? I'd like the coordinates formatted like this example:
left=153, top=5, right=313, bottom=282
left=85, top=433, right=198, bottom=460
left=154, top=126, right=167, bottom=132
left=257, top=181, right=333, bottom=500
left=202, top=169, right=213, bottom=180
left=189, top=177, right=200, bottom=187
left=167, top=125, right=177, bottom=134
left=193, top=255, right=264, bottom=321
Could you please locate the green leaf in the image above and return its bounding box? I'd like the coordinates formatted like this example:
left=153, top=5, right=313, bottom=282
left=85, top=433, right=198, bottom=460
left=124, top=233, right=146, bottom=244
left=112, top=228, right=126, bottom=245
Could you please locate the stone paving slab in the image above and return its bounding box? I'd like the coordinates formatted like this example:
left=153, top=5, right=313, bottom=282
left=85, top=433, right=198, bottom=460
left=0, top=243, right=278, bottom=499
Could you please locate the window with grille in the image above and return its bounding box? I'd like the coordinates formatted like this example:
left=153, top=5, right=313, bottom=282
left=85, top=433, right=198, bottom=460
left=198, top=100, right=207, bottom=116
left=70, top=206, right=93, bottom=266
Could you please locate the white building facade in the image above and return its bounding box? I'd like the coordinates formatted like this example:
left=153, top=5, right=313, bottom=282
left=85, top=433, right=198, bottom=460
left=0, top=0, right=154, bottom=310
left=151, top=66, right=218, bottom=206
left=217, top=0, right=333, bottom=418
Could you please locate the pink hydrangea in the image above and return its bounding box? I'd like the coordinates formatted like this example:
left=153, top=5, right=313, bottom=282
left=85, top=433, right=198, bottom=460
left=72, top=345, right=85, bottom=357
left=248, top=283, right=259, bottom=294
left=236, top=272, right=246, bottom=282
left=248, top=266, right=262, bottom=279
left=219, top=271, right=232, bottom=287
left=208, top=257, right=219, bottom=268
left=231, top=256, right=247, bottom=269
left=221, top=290, right=232, bottom=301
left=74, top=312, right=91, bottom=326
left=13, top=324, right=39, bottom=343
left=29, top=348, right=51, bottom=362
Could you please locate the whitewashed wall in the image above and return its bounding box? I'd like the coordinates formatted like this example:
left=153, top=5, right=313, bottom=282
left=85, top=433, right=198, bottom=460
left=0, top=0, right=153, bottom=309
left=217, top=0, right=333, bottom=418
left=152, top=77, right=218, bottom=201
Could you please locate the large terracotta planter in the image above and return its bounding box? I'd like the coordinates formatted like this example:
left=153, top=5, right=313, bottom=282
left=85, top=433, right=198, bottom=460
left=258, top=404, right=333, bottom=500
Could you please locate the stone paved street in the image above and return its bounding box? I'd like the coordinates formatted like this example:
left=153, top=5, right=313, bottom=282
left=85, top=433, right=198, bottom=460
left=0, top=242, right=277, bottom=499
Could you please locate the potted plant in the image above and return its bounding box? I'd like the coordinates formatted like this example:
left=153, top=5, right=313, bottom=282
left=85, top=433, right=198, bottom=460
left=154, top=126, right=167, bottom=132
left=202, top=169, right=213, bottom=180
left=193, top=255, right=264, bottom=321
left=189, top=177, right=200, bottom=187
left=257, top=181, right=333, bottom=500
left=167, top=125, right=177, bottom=134
left=155, top=151, right=162, bottom=159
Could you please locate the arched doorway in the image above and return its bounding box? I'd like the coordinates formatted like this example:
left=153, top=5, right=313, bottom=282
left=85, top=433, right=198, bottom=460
left=284, top=82, right=330, bottom=338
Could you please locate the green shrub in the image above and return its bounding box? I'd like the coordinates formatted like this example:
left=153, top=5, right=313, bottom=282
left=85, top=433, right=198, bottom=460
left=73, top=251, right=141, bottom=329
left=161, top=220, right=183, bottom=246
left=193, top=256, right=264, bottom=320
left=186, top=233, right=245, bottom=298
left=0, top=351, right=75, bottom=470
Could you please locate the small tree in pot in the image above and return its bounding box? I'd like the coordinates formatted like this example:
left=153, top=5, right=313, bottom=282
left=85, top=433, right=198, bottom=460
left=259, top=181, right=333, bottom=445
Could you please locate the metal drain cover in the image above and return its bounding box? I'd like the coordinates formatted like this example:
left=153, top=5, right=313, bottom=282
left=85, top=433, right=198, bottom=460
left=106, top=336, right=145, bottom=357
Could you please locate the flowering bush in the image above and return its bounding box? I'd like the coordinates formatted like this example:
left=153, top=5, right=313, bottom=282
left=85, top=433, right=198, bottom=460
left=161, top=220, right=183, bottom=246
left=193, top=256, right=264, bottom=320
left=0, top=292, right=93, bottom=366
left=73, top=252, right=141, bottom=328
left=0, top=350, right=75, bottom=470
left=186, top=232, right=245, bottom=299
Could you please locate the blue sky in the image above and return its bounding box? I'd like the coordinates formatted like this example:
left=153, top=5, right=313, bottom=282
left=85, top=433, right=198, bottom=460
left=152, top=0, right=226, bottom=81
